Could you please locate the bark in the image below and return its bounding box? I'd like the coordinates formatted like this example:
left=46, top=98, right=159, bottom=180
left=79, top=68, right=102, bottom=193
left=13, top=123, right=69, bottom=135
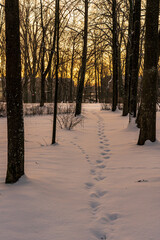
left=47, top=70, right=53, bottom=102
left=112, top=0, right=118, bottom=111
left=129, top=0, right=141, bottom=118
left=5, top=0, right=24, bottom=183
left=94, top=40, right=98, bottom=103
left=69, top=39, right=75, bottom=102
left=75, top=0, right=88, bottom=116
left=137, top=0, right=159, bottom=145
left=52, top=0, right=59, bottom=144
left=122, top=0, right=133, bottom=116
left=40, top=0, right=46, bottom=107
left=40, top=0, right=57, bottom=107
left=30, top=76, right=36, bottom=103
left=22, top=1, right=30, bottom=103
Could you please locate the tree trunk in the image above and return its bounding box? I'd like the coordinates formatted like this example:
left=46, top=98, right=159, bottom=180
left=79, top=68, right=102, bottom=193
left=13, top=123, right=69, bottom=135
left=94, top=40, right=98, bottom=103
left=129, top=0, right=141, bottom=118
left=69, top=38, right=75, bottom=102
left=52, top=0, right=59, bottom=144
left=5, top=0, right=24, bottom=183
left=40, top=0, right=57, bottom=106
left=30, top=76, right=36, bottom=103
left=112, top=0, right=118, bottom=111
left=47, top=70, right=53, bottom=103
left=122, top=0, right=133, bottom=116
left=40, top=0, right=46, bottom=107
left=137, top=0, right=159, bottom=145
left=75, top=0, right=88, bottom=116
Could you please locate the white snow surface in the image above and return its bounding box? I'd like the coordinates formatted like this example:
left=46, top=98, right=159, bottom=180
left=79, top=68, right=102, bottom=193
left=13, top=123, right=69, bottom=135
left=1, top=103, right=160, bottom=240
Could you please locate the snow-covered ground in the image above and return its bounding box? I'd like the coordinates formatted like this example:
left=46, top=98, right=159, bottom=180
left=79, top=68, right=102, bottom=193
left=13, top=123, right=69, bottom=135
left=0, top=103, right=160, bottom=240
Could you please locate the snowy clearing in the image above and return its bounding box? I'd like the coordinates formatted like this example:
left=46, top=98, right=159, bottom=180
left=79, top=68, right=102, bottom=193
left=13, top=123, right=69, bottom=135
left=0, top=103, right=160, bottom=240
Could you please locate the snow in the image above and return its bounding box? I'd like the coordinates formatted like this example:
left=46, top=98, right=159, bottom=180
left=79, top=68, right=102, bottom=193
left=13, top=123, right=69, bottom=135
left=1, top=103, right=160, bottom=240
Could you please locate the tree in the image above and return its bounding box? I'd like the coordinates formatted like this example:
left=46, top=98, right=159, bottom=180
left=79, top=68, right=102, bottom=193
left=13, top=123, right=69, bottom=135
left=52, top=0, right=59, bottom=144
left=20, top=0, right=30, bottom=103
left=39, top=0, right=57, bottom=107
left=112, top=0, right=118, bottom=111
left=5, top=0, right=24, bottom=183
left=75, top=0, right=88, bottom=116
left=0, top=3, right=5, bottom=101
left=129, top=0, right=141, bottom=119
left=122, top=0, right=133, bottom=116
left=137, top=0, right=159, bottom=145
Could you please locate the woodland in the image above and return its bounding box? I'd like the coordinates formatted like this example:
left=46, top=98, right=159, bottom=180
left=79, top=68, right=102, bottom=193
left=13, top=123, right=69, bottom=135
left=0, top=0, right=159, bottom=180
left=0, top=1, right=160, bottom=239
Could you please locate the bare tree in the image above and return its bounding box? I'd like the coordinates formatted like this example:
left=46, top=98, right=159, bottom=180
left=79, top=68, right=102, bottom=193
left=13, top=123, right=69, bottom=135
left=129, top=0, right=141, bottom=119
left=137, top=0, right=159, bottom=145
left=75, top=0, right=88, bottom=115
left=52, top=0, right=60, bottom=144
left=112, top=0, right=118, bottom=111
left=5, top=0, right=24, bottom=183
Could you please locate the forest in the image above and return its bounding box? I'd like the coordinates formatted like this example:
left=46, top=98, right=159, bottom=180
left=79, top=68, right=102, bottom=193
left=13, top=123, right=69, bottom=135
left=0, top=0, right=160, bottom=240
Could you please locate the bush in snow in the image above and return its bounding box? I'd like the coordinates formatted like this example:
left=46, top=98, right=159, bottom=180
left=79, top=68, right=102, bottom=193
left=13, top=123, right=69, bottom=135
left=57, top=113, right=84, bottom=130
left=57, top=103, right=84, bottom=130
left=57, top=103, right=75, bottom=114
left=101, top=103, right=111, bottom=110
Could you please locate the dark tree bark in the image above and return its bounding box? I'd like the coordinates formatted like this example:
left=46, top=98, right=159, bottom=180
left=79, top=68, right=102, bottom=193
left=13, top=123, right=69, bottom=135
left=47, top=70, right=53, bottom=102
left=137, top=0, right=159, bottom=145
left=112, top=0, right=118, bottom=111
left=129, top=0, right=141, bottom=118
left=5, top=0, right=24, bottom=183
left=122, top=0, right=133, bottom=116
left=69, top=38, right=75, bottom=102
left=52, top=0, right=59, bottom=144
left=159, top=31, right=160, bottom=56
left=75, top=0, right=88, bottom=116
left=23, top=5, right=29, bottom=103
left=94, top=39, right=98, bottom=103
left=40, top=0, right=57, bottom=106
left=40, top=0, right=46, bottom=107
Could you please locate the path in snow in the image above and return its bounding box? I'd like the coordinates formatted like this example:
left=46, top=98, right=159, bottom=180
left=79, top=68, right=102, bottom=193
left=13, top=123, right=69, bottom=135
left=70, top=109, right=114, bottom=240
left=1, top=104, right=160, bottom=240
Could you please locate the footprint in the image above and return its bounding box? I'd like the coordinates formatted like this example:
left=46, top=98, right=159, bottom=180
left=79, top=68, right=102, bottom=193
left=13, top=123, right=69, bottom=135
left=104, top=144, right=109, bottom=146
left=99, top=146, right=104, bottom=149
left=94, top=176, right=106, bottom=181
left=98, top=176, right=106, bottom=180
left=90, top=190, right=107, bottom=198
left=101, top=153, right=107, bottom=156
left=97, top=164, right=106, bottom=169
left=96, top=190, right=108, bottom=197
left=90, top=169, right=96, bottom=175
left=96, top=160, right=103, bottom=164
left=103, top=156, right=110, bottom=159
left=90, top=193, right=99, bottom=198
left=100, top=217, right=109, bottom=224
left=104, top=149, right=110, bottom=152
left=92, top=229, right=107, bottom=240
left=106, top=213, right=120, bottom=221
left=89, top=201, right=100, bottom=210
left=85, top=182, right=94, bottom=189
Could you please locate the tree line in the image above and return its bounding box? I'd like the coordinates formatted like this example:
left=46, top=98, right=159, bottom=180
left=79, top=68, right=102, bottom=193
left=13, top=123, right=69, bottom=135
left=0, top=0, right=160, bottom=183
